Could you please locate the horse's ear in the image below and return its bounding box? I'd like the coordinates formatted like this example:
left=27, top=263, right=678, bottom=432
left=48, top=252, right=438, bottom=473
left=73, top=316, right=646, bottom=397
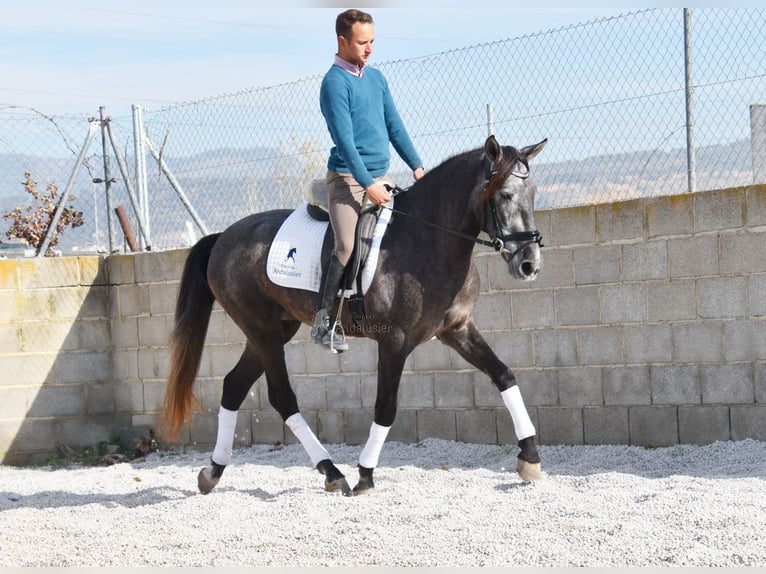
left=519, top=138, right=548, bottom=162
left=484, top=135, right=502, bottom=164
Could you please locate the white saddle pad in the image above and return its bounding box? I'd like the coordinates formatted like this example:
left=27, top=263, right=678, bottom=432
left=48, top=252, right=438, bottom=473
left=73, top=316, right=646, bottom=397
left=266, top=200, right=393, bottom=295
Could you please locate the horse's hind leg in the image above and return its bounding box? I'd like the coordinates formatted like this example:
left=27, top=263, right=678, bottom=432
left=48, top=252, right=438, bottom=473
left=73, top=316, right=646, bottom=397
left=198, top=342, right=265, bottom=494
left=255, top=330, right=352, bottom=497
left=438, top=319, right=542, bottom=482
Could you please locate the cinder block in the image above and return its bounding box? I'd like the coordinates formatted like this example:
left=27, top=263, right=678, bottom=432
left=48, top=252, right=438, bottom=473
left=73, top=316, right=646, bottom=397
left=78, top=286, right=109, bottom=319
left=624, top=324, right=672, bottom=363
left=534, top=329, right=577, bottom=367
left=416, top=409, right=456, bottom=441
left=472, top=370, right=504, bottom=407
left=148, top=282, right=179, bottom=316
left=0, top=418, right=57, bottom=453
left=672, top=322, right=723, bottom=363
left=629, top=406, right=678, bottom=447
left=54, top=351, right=112, bottom=383
left=0, top=259, right=18, bottom=290
left=646, top=280, right=696, bottom=322
left=731, top=405, right=766, bottom=440
left=574, top=245, right=620, bottom=285
left=1, top=353, right=55, bottom=386
left=111, top=317, right=139, bottom=351
left=668, top=235, right=719, bottom=278
left=292, top=376, right=327, bottom=410
left=694, top=187, right=745, bottom=232
left=49, top=287, right=90, bottom=320
left=398, top=373, right=434, bottom=408
left=134, top=249, right=189, bottom=283
left=514, top=369, right=558, bottom=406
left=600, top=283, right=646, bottom=323
left=21, top=320, right=76, bottom=353
left=0, top=387, right=28, bottom=419
left=18, top=257, right=79, bottom=289
left=651, top=365, right=701, bottom=405
left=483, top=330, right=534, bottom=369
left=725, top=320, right=766, bottom=362
left=339, top=338, right=378, bottom=373
left=577, top=326, right=624, bottom=365
left=112, top=380, right=144, bottom=412
left=360, top=373, right=377, bottom=408
left=252, top=409, right=284, bottom=444
left=209, top=344, right=247, bottom=378
left=326, top=374, right=362, bottom=409
left=720, top=231, right=766, bottom=274
left=746, top=184, right=766, bottom=227
left=678, top=406, right=730, bottom=444
left=142, top=380, right=167, bottom=412
left=75, top=319, right=111, bottom=353
left=537, top=406, right=583, bottom=445
left=78, top=256, right=107, bottom=286
left=473, top=293, right=511, bottom=331
left=456, top=409, right=498, bottom=444
left=433, top=371, right=474, bottom=408
left=342, top=408, right=374, bottom=444
left=58, top=414, right=115, bottom=448
left=301, top=341, right=342, bottom=374
left=388, top=409, right=417, bottom=443
left=697, top=276, right=749, bottom=318
left=557, top=366, right=602, bottom=405
left=533, top=248, right=575, bottom=289
left=510, top=290, right=555, bottom=329
left=645, top=194, right=693, bottom=238
left=407, top=339, right=452, bottom=371
left=583, top=406, right=629, bottom=445
left=621, top=240, right=668, bottom=281
left=552, top=205, right=596, bottom=246
left=86, top=382, right=115, bottom=414
left=189, top=412, right=217, bottom=447
left=756, top=363, right=766, bottom=403
left=137, top=315, right=172, bottom=348
left=752, top=274, right=766, bottom=316
left=117, top=284, right=149, bottom=317
left=555, top=286, right=599, bottom=326
left=0, top=321, right=21, bottom=353
left=284, top=341, right=308, bottom=375
left=485, top=255, right=519, bottom=291
left=596, top=199, right=644, bottom=242
left=106, top=254, right=136, bottom=285
left=603, top=366, right=651, bottom=405
left=700, top=363, right=754, bottom=404
left=316, top=410, right=344, bottom=444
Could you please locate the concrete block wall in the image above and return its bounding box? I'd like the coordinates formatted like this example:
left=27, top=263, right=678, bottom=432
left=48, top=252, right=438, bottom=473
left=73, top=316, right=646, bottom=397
left=1, top=184, right=765, bottom=463
left=0, top=256, right=114, bottom=464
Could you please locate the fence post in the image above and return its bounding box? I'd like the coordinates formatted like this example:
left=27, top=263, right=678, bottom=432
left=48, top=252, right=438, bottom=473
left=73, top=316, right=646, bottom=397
left=132, top=105, right=151, bottom=248
left=98, top=106, right=117, bottom=251
left=684, top=8, right=697, bottom=193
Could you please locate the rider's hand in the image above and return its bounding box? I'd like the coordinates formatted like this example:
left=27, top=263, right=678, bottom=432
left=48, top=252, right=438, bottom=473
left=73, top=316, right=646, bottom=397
left=365, top=182, right=392, bottom=206
left=413, top=167, right=425, bottom=181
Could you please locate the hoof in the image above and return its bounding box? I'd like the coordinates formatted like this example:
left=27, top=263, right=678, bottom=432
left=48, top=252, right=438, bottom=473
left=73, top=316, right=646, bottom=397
left=516, top=459, right=543, bottom=482
left=317, top=459, right=352, bottom=496
left=353, top=465, right=375, bottom=495
left=325, top=477, right=353, bottom=497
left=197, top=466, right=221, bottom=494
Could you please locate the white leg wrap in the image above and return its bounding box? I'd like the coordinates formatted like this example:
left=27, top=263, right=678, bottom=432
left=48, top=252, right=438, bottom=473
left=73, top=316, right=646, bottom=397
left=286, top=413, right=331, bottom=467
left=358, top=422, right=391, bottom=469
left=501, top=386, right=536, bottom=440
left=212, top=406, right=238, bottom=466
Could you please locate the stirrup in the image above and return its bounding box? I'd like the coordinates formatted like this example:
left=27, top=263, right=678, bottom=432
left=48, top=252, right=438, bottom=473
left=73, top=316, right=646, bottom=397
left=327, top=318, right=348, bottom=354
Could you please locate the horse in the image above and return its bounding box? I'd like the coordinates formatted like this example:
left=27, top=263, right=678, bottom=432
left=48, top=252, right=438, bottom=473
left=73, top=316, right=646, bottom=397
left=161, top=135, right=548, bottom=496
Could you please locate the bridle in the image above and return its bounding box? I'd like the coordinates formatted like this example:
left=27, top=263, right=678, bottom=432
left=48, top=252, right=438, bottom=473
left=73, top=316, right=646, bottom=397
left=383, top=157, right=543, bottom=260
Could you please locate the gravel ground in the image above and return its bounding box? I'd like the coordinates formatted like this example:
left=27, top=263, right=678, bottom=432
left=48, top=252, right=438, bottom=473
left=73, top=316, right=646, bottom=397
left=1, top=438, right=764, bottom=567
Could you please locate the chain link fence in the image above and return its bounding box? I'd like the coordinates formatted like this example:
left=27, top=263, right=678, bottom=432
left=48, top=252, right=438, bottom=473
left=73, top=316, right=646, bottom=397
left=1, top=8, right=764, bottom=253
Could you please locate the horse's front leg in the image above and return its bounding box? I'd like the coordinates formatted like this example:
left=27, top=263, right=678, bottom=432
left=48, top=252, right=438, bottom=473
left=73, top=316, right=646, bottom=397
left=353, top=345, right=408, bottom=495
left=439, top=320, right=542, bottom=482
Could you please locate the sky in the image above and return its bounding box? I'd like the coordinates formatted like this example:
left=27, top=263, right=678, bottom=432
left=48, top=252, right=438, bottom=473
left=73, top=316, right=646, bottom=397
left=0, top=0, right=685, bottom=117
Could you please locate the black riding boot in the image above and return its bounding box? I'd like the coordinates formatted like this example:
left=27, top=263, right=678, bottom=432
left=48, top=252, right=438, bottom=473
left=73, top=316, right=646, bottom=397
left=311, top=255, right=349, bottom=352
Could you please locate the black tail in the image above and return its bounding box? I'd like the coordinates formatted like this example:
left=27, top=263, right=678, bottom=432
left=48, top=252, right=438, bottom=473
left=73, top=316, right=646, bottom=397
left=160, top=233, right=221, bottom=441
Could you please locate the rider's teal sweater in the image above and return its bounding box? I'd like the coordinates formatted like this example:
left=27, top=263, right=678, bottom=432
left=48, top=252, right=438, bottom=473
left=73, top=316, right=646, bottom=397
left=320, top=64, right=422, bottom=189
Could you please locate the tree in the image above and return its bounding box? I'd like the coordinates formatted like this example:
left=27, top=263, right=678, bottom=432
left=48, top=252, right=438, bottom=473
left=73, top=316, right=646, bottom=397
left=2, top=172, right=84, bottom=257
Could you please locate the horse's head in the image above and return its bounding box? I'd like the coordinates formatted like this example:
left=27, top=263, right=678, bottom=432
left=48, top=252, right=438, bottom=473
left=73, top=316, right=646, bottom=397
left=480, top=135, right=547, bottom=281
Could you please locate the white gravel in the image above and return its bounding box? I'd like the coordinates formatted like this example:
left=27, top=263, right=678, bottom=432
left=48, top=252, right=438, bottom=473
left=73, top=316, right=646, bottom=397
left=1, top=438, right=764, bottom=567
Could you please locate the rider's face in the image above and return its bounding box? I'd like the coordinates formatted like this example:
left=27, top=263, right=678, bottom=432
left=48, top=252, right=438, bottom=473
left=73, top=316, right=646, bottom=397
left=339, top=22, right=375, bottom=68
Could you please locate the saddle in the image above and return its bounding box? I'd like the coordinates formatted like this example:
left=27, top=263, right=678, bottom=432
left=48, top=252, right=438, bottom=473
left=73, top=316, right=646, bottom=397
left=305, top=179, right=390, bottom=323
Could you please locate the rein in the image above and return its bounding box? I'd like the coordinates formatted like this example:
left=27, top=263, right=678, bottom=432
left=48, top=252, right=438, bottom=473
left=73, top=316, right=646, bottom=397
left=382, top=167, right=543, bottom=260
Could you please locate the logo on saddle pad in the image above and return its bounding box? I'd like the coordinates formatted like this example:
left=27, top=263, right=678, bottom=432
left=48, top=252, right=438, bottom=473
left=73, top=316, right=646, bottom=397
left=266, top=202, right=393, bottom=295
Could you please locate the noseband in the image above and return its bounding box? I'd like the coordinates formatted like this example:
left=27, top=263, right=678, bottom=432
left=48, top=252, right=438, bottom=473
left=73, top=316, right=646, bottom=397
left=481, top=158, right=543, bottom=260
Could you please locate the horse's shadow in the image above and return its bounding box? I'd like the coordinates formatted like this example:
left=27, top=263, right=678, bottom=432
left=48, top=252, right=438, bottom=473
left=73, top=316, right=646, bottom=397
left=0, top=486, right=198, bottom=512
